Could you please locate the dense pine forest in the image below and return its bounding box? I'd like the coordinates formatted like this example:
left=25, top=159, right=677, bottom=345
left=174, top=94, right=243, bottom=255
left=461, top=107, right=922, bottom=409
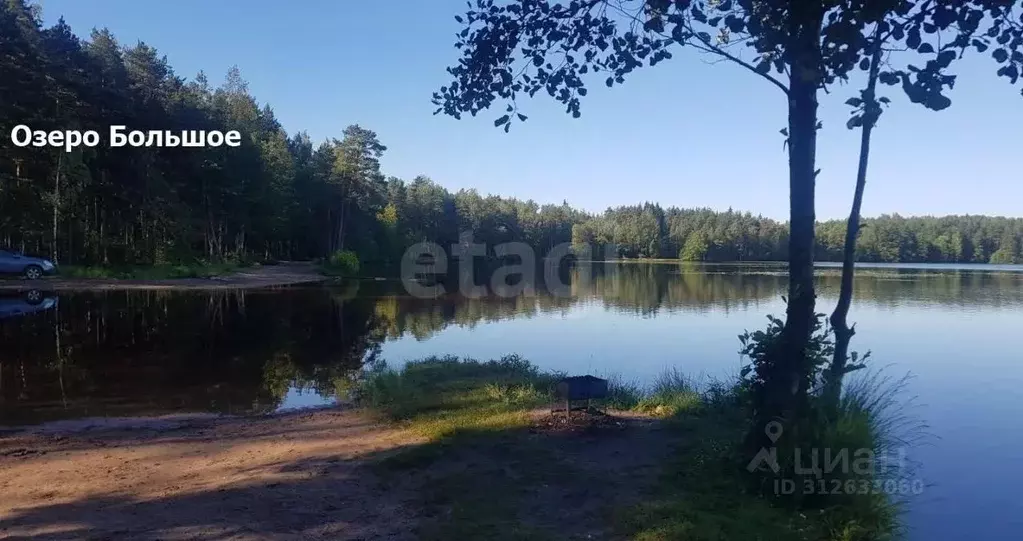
left=2, top=1, right=1021, bottom=268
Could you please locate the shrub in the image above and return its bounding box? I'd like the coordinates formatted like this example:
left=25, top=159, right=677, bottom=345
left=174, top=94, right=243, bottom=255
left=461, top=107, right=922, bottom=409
left=736, top=316, right=912, bottom=538
left=325, top=250, right=360, bottom=277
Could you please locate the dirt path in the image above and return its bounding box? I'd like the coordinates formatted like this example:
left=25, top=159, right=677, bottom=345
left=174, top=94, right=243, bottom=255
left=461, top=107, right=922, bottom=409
left=0, top=409, right=675, bottom=541
left=0, top=262, right=326, bottom=292
left=0, top=409, right=423, bottom=540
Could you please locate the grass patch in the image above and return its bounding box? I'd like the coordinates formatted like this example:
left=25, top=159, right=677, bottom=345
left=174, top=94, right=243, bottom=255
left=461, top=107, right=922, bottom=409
left=614, top=371, right=908, bottom=541
left=357, top=357, right=901, bottom=541
left=604, top=373, right=644, bottom=410
left=616, top=403, right=899, bottom=541
left=615, top=406, right=816, bottom=541
left=635, top=368, right=703, bottom=416
left=357, top=355, right=579, bottom=540
left=357, top=354, right=557, bottom=439
left=60, top=262, right=242, bottom=280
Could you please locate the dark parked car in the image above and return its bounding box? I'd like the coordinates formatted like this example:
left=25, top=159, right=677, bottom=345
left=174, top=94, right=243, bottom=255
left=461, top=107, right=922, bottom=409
left=0, top=289, right=58, bottom=320
left=0, top=250, right=57, bottom=279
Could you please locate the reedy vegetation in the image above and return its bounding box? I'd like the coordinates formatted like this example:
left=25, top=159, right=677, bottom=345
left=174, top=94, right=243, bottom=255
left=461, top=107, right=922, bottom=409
left=355, top=354, right=908, bottom=540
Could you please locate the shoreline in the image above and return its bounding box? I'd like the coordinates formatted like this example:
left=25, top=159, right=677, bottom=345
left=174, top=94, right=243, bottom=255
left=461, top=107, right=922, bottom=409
left=0, top=405, right=665, bottom=540
left=4, top=259, right=1018, bottom=294
left=0, top=261, right=326, bottom=292
left=0, top=356, right=897, bottom=540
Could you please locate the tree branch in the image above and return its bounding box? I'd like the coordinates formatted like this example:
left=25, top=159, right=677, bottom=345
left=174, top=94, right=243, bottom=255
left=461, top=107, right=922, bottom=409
left=605, top=1, right=789, bottom=95
left=688, top=31, right=790, bottom=95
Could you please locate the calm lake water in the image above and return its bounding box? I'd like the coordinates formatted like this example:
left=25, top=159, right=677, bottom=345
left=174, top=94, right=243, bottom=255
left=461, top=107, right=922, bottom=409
left=2, top=262, right=1021, bottom=539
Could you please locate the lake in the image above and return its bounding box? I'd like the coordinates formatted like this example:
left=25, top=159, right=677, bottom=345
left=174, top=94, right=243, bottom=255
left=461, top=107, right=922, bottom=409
left=1, top=262, right=1021, bottom=539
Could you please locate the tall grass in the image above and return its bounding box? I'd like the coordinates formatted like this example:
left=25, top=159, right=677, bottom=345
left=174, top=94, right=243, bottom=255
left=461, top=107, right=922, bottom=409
left=357, top=357, right=716, bottom=437
left=355, top=355, right=557, bottom=438
left=604, top=374, right=643, bottom=410
left=603, top=369, right=740, bottom=416
left=744, top=367, right=927, bottom=540
left=841, top=369, right=929, bottom=468
left=614, top=368, right=915, bottom=541
left=826, top=369, right=928, bottom=537
left=356, top=355, right=907, bottom=540
left=635, top=368, right=703, bottom=415
left=357, top=356, right=730, bottom=422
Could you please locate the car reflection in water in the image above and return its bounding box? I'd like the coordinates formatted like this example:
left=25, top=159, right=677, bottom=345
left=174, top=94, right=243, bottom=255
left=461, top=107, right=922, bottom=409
left=0, top=289, right=58, bottom=320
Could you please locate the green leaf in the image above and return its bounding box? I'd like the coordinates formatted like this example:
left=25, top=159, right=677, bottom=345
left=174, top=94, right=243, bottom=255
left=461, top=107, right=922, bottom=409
left=993, top=49, right=1009, bottom=63
left=917, top=42, right=934, bottom=54
left=926, top=93, right=952, bottom=111
left=725, top=16, right=744, bottom=33
left=517, top=113, right=527, bottom=122
left=907, top=28, right=921, bottom=49
left=845, top=97, right=863, bottom=107
left=937, top=50, right=956, bottom=68
left=494, top=115, right=510, bottom=127
left=878, top=72, right=899, bottom=85
left=644, top=16, right=664, bottom=33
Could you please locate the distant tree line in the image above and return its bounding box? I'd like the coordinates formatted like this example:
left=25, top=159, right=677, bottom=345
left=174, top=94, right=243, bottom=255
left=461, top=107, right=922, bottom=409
left=574, top=205, right=1023, bottom=264
left=2, top=1, right=1020, bottom=267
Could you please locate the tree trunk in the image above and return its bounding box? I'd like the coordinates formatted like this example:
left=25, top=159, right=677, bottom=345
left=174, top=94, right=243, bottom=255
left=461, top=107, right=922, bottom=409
left=780, top=70, right=819, bottom=422
left=824, top=37, right=884, bottom=412
left=751, top=3, right=825, bottom=446
left=52, top=151, right=62, bottom=262
left=337, top=199, right=349, bottom=253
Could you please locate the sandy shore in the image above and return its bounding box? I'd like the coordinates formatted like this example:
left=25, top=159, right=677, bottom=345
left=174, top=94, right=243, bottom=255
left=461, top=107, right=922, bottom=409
left=0, top=408, right=423, bottom=540
left=0, top=407, right=671, bottom=541
left=0, top=262, right=326, bottom=292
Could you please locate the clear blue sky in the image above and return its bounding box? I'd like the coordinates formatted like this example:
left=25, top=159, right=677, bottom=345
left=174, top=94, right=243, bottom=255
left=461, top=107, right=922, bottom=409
left=39, top=0, right=1023, bottom=220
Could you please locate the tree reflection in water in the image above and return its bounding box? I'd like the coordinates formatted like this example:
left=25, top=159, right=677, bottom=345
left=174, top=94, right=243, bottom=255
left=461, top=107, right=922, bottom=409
left=2, top=263, right=1020, bottom=425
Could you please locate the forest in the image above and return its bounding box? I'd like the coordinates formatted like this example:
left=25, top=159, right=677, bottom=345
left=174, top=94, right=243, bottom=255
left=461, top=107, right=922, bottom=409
left=575, top=206, right=1023, bottom=264
left=2, top=0, right=1021, bottom=269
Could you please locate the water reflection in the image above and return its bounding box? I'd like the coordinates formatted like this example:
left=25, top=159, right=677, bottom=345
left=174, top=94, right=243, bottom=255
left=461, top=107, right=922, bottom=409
left=0, top=288, right=382, bottom=425
left=1, top=262, right=1022, bottom=426
left=3, top=262, right=1022, bottom=541
left=0, top=289, right=58, bottom=320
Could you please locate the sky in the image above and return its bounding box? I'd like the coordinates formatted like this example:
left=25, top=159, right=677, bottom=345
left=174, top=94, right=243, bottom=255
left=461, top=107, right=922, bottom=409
left=38, top=0, right=1023, bottom=221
